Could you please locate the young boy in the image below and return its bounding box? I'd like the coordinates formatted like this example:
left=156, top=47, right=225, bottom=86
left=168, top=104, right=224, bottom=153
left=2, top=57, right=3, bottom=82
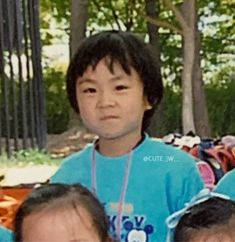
left=214, top=169, right=235, bottom=200
left=50, top=30, right=204, bottom=241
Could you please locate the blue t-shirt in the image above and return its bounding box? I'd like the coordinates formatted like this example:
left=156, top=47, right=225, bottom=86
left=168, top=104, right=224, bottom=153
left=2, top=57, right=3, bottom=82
left=51, top=134, right=204, bottom=242
left=0, top=226, right=13, bottom=242
left=214, top=169, right=235, bottom=200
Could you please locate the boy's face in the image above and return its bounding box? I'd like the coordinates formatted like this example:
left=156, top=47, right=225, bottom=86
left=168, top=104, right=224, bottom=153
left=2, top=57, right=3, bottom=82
left=76, top=58, right=151, bottom=141
left=22, top=207, right=101, bottom=242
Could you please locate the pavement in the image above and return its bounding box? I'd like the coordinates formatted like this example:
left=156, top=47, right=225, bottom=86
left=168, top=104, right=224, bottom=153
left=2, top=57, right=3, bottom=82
left=0, top=165, right=58, bottom=186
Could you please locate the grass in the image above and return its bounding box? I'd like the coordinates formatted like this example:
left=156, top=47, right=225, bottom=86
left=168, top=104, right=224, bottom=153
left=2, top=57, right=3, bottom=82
left=0, top=149, right=62, bottom=168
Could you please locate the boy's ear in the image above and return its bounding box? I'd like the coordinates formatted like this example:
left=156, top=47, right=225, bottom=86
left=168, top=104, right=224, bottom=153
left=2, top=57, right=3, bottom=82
left=145, top=103, right=152, bottom=110
left=144, top=97, right=152, bottom=110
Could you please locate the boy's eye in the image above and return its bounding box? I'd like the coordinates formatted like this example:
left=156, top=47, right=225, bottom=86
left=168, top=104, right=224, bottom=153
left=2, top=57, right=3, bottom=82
left=115, top=85, right=129, bottom=91
left=83, top=88, right=97, bottom=93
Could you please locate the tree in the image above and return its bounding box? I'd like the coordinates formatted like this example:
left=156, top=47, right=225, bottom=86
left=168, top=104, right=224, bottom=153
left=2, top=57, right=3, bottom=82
left=180, top=0, right=211, bottom=135
left=144, top=0, right=165, bottom=136
left=192, top=27, right=211, bottom=137
left=145, top=0, right=211, bottom=135
left=180, top=0, right=197, bottom=134
left=70, top=0, right=89, bottom=56
left=68, top=0, right=89, bottom=130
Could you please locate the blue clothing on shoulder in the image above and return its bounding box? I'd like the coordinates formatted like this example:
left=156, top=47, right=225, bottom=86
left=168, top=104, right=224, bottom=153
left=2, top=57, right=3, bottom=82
left=214, top=169, right=235, bottom=200
left=51, top=134, right=204, bottom=242
left=0, top=226, right=13, bottom=242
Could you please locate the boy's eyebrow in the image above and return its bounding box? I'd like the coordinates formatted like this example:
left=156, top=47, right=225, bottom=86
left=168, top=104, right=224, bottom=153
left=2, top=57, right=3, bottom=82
left=78, top=75, right=129, bottom=85
left=108, top=75, right=128, bottom=82
left=78, top=78, right=96, bottom=85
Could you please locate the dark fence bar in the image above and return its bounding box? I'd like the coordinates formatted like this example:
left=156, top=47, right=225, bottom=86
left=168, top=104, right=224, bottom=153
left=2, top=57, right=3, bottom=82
left=6, top=0, right=20, bottom=152
left=0, top=0, right=11, bottom=156
left=0, top=0, right=47, bottom=157
left=22, top=0, right=36, bottom=148
left=14, top=0, right=28, bottom=149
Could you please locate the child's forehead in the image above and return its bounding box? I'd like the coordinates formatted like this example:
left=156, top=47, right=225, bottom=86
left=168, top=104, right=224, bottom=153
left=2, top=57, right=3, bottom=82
left=77, top=61, right=143, bottom=85
left=84, top=57, right=132, bottom=75
left=28, top=203, right=93, bottom=225
left=190, top=227, right=235, bottom=242
left=22, top=205, right=98, bottom=242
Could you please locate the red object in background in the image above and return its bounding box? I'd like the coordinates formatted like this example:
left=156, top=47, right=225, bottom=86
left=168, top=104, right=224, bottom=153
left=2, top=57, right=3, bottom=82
left=197, top=161, right=215, bottom=190
left=0, top=186, right=33, bottom=230
left=205, top=146, right=235, bottom=173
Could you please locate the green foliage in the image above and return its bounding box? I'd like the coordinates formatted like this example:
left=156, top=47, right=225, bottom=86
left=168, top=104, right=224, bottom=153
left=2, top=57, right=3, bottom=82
left=40, top=0, right=70, bottom=44
left=206, top=65, right=235, bottom=136
left=0, top=68, right=69, bottom=136
left=39, top=0, right=235, bottom=86
left=199, top=0, right=235, bottom=79
left=157, top=80, right=235, bottom=136
left=159, top=85, right=182, bottom=134
left=161, top=34, right=182, bottom=85
left=88, top=0, right=146, bottom=32
left=40, top=0, right=70, bottom=22
left=0, top=149, right=61, bottom=167
left=44, top=67, right=70, bottom=134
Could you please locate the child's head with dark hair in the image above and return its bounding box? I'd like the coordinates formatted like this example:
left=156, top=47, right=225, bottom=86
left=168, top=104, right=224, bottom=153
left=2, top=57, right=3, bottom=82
left=174, top=197, right=235, bottom=242
left=66, top=30, right=163, bottom=133
left=14, top=184, right=111, bottom=242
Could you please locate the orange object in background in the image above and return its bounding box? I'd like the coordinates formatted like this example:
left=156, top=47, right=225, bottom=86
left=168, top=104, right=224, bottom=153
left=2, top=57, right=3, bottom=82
left=0, top=186, right=33, bottom=230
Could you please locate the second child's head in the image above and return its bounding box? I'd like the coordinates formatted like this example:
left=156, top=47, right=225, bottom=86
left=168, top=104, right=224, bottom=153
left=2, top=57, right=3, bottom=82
left=67, top=30, right=163, bottom=137
left=14, top=184, right=111, bottom=242
left=174, top=197, right=235, bottom=242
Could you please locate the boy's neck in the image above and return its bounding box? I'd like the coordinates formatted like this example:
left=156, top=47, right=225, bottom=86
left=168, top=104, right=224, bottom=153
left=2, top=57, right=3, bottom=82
left=97, top=132, right=143, bottom=157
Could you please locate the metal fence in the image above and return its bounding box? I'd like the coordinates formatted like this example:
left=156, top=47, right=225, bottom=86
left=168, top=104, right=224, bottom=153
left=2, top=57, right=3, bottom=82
left=0, top=0, right=47, bottom=157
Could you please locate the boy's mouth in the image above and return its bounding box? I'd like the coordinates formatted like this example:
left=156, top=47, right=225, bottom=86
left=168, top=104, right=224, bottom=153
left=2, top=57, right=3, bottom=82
left=100, top=115, right=119, bottom=121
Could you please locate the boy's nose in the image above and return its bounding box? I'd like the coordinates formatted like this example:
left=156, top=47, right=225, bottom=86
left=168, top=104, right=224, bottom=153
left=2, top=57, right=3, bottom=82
left=97, top=91, right=115, bottom=108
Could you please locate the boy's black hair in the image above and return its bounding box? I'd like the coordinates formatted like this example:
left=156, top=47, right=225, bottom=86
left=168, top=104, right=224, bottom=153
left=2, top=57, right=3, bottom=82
left=14, top=183, right=110, bottom=242
left=66, top=30, right=163, bottom=131
left=174, top=197, right=235, bottom=242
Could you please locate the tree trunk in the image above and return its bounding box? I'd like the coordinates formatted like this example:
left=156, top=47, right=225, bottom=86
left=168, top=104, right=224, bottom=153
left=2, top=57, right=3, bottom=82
left=145, top=0, right=210, bottom=136
left=70, top=0, right=89, bottom=56
left=181, top=0, right=196, bottom=134
left=144, top=0, right=164, bottom=137
left=193, top=30, right=211, bottom=137
left=68, top=0, right=89, bottom=129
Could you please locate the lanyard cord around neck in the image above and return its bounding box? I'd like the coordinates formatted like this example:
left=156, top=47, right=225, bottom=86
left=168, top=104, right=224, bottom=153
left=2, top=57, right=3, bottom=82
left=91, top=143, right=133, bottom=240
